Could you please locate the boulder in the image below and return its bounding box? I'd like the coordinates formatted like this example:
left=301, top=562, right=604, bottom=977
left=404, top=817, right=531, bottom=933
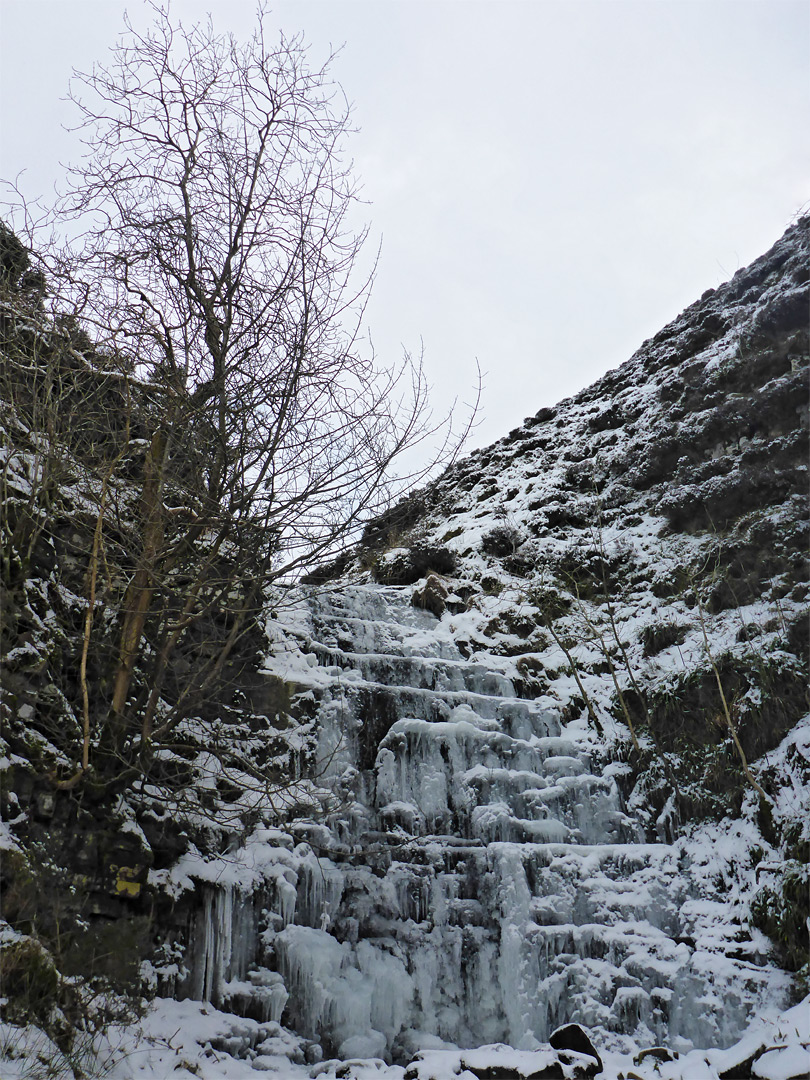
left=718, top=1042, right=768, bottom=1080
left=549, top=1025, right=602, bottom=1075
left=635, top=1046, right=679, bottom=1065
left=412, top=574, right=450, bottom=617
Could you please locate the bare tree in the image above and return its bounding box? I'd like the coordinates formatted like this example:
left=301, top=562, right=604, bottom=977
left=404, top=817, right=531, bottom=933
left=2, top=6, right=475, bottom=797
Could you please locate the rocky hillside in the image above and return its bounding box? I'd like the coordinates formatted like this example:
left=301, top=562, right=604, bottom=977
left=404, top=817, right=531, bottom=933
left=1, top=217, right=808, bottom=1079
left=346, top=212, right=809, bottom=833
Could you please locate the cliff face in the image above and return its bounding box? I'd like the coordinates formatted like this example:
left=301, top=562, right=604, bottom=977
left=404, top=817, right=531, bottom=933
left=1, top=219, right=808, bottom=1079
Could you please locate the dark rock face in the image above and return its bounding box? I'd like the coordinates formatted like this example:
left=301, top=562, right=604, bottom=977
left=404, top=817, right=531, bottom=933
left=372, top=543, right=457, bottom=585
left=413, top=216, right=809, bottom=547
left=412, top=573, right=450, bottom=617
left=359, top=217, right=809, bottom=829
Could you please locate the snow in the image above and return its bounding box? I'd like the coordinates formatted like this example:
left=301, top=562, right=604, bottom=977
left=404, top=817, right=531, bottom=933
left=163, top=574, right=789, bottom=1064
left=14, top=556, right=797, bottom=1076
left=3, top=220, right=808, bottom=1078
left=91, top=562, right=804, bottom=1075
left=753, top=1045, right=810, bottom=1080
left=24, top=990, right=795, bottom=1079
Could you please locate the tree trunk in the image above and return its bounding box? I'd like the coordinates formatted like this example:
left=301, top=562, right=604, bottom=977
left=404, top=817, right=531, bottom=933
left=110, top=429, right=167, bottom=724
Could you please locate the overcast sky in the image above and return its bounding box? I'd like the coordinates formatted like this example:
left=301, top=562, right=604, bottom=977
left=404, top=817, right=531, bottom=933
left=1, top=0, right=808, bottom=454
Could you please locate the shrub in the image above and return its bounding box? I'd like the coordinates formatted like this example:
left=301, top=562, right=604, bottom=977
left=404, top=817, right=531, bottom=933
left=481, top=524, right=523, bottom=557
left=750, top=859, right=810, bottom=972
left=0, top=937, right=61, bottom=1029
left=640, top=621, right=689, bottom=657
left=359, top=491, right=429, bottom=552
left=528, top=586, right=571, bottom=623
left=503, top=553, right=534, bottom=577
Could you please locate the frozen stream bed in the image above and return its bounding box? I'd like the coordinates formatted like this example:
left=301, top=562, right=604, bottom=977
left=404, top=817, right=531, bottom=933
left=49, top=581, right=803, bottom=1080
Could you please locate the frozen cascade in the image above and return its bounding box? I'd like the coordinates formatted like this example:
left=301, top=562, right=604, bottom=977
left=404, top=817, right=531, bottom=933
left=182, top=583, right=792, bottom=1060
left=181, top=883, right=288, bottom=1023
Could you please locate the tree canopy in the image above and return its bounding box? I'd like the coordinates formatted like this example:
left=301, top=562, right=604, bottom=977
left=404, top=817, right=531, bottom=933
left=1, top=6, right=475, bottom=803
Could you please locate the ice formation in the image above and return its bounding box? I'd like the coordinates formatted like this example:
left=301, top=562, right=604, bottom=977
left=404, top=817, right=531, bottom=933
left=165, top=584, right=797, bottom=1065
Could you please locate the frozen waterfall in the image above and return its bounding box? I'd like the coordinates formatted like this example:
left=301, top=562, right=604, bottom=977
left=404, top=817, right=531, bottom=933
left=174, top=583, right=791, bottom=1061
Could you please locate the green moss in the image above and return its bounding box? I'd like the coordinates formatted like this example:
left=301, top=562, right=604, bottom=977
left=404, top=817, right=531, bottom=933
left=0, top=937, right=61, bottom=1027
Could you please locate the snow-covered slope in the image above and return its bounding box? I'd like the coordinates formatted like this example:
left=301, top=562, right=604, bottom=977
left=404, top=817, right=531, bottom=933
left=2, top=218, right=808, bottom=1078
left=137, top=216, right=808, bottom=1076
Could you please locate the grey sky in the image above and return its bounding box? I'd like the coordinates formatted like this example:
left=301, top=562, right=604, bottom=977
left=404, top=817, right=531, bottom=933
left=1, top=0, right=807, bottom=454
